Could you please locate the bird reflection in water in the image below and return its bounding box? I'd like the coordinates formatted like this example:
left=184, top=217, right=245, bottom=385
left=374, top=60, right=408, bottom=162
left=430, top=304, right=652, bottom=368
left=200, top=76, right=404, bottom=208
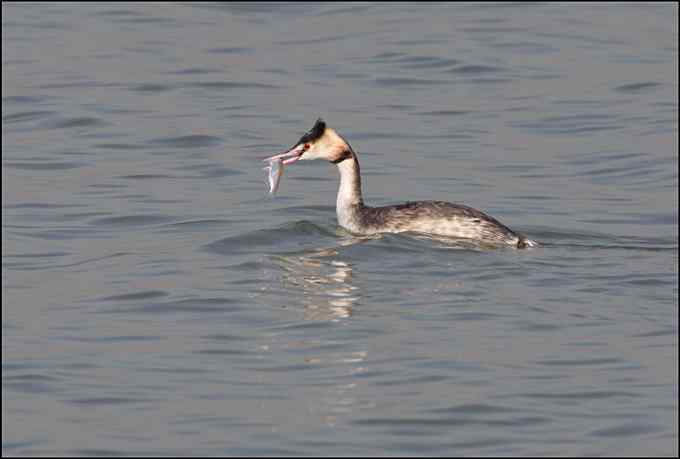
left=263, top=237, right=381, bottom=425
left=273, top=240, right=362, bottom=321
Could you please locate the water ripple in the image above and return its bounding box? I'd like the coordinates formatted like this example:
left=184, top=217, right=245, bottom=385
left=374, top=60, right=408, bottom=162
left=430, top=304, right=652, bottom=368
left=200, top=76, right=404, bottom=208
left=4, top=161, right=86, bottom=170
left=590, top=422, right=664, bottom=437
left=99, top=290, right=168, bottom=302
left=189, top=81, right=280, bottom=90
left=519, top=390, right=639, bottom=401
left=44, top=117, right=107, bottom=129
left=148, top=134, right=222, bottom=148
left=100, top=297, right=244, bottom=315
left=129, top=83, right=174, bottom=93
left=447, top=64, right=505, bottom=74
left=90, top=215, right=177, bottom=227
left=205, top=46, right=254, bottom=54
left=374, top=77, right=450, bottom=87
left=614, top=82, right=662, bottom=93
left=2, top=3, right=677, bottom=457
left=66, top=397, right=157, bottom=406
left=204, top=221, right=340, bottom=256
left=3, top=110, right=56, bottom=123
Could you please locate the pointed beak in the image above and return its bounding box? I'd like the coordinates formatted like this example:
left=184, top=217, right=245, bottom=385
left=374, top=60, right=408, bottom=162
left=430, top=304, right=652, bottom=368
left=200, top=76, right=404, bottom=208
left=263, top=144, right=305, bottom=165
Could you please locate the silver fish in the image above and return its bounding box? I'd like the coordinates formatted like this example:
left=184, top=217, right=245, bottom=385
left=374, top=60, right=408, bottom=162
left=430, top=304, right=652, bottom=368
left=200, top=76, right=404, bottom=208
left=263, top=158, right=284, bottom=194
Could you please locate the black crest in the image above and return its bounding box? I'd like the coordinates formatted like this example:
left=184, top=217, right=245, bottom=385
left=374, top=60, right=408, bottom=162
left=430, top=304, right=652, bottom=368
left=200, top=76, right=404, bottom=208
left=297, top=118, right=326, bottom=145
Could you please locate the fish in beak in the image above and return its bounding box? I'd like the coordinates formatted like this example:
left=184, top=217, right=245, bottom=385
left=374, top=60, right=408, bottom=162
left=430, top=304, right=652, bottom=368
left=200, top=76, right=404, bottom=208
left=262, top=119, right=328, bottom=193
left=263, top=158, right=283, bottom=194
left=262, top=138, right=307, bottom=194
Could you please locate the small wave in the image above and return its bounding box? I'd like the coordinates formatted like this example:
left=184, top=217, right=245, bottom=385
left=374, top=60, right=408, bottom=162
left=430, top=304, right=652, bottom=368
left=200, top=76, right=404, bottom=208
left=447, top=64, right=504, bottom=74
left=204, top=221, right=340, bottom=256
left=99, top=290, right=168, bottom=302
left=90, top=214, right=177, bottom=228
left=189, top=81, right=280, bottom=90
left=154, top=218, right=232, bottom=235
left=374, top=77, right=450, bottom=87
left=148, top=134, right=222, bottom=148
left=3, top=110, right=55, bottom=124
left=393, top=56, right=460, bottom=70
left=103, top=297, right=244, bottom=315
left=43, top=117, right=107, bottom=129
left=614, top=82, right=661, bottom=93
left=205, top=47, right=254, bottom=54
left=168, top=67, right=219, bottom=75
left=4, top=161, right=86, bottom=171
left=522, top=227, right=677, bottom=252
left=129, top=83, right=174, bottom=93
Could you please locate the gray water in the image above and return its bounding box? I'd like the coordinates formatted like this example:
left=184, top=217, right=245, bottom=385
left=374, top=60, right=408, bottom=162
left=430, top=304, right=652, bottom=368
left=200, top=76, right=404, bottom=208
left=2, top=3, right=678, bottom=456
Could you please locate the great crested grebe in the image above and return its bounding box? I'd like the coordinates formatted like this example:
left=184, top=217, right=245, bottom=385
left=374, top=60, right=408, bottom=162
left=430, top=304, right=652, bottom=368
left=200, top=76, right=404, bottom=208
left=264, top=119, right=536, bottom=248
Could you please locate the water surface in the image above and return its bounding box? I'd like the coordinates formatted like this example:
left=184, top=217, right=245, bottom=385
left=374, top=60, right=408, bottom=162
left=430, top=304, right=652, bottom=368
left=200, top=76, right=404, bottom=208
left=2, top=3, right=678, bottom=456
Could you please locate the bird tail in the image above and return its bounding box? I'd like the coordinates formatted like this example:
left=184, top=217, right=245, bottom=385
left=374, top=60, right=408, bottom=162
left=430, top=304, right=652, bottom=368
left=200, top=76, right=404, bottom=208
left=517, top=235, right=538, bottom=249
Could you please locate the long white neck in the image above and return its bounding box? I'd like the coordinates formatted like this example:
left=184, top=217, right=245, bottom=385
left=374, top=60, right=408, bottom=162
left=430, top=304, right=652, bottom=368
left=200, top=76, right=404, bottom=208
left=335, top=153, right=364, bottom=232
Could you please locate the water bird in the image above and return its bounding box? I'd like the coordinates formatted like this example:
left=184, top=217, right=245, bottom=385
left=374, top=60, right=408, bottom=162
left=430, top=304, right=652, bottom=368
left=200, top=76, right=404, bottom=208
left=264, top=119, right=536, bottom=248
